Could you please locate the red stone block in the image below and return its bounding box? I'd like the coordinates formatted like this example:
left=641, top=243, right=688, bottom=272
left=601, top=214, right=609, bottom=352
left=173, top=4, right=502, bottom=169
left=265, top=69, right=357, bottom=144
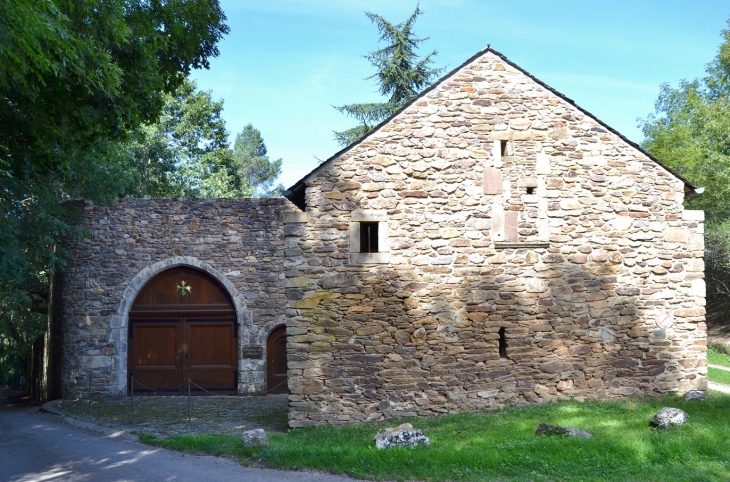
left=483, top=168, right=502, bottom=195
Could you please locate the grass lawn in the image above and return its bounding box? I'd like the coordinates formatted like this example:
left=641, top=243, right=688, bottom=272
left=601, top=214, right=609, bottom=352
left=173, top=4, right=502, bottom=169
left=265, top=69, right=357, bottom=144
left=709, top=367, right=730, bottom=385
left=142, top=393, right=730, bottom=481
left=708, top=347, right=730, bottom=368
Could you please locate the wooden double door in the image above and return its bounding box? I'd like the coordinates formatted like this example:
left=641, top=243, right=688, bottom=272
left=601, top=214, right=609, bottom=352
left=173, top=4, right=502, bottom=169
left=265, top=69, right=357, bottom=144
left=129, top=316, right=237, bottom=393
left=128, top=267, right=238, bottom=394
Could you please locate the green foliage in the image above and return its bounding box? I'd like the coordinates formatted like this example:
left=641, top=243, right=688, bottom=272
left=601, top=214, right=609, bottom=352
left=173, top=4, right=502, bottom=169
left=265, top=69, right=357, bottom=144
left=121, top=92, right=285, bottom=199
left=705, top=221, right=730, bottom=318
left=0, top=309, right=45, bottom=387
left=334, top=6, right=444, bottom=147
left=641, top=21, right=730, bottom=325
left=231, top=125, right=284, bottom=197
left=0, top=0, right=229, bottom=388
left=144, top=395, right=730, bottom=481
left=640, top=22, right=730, bottom=224
left=121, top=78, right=236, bottom=198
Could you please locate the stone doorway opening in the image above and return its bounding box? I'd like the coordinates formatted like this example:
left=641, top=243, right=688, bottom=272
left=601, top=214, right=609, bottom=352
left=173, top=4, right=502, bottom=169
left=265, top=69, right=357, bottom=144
left=266, top=326, right=288, bottom=393
left=127, top=267, right=238, bottom=394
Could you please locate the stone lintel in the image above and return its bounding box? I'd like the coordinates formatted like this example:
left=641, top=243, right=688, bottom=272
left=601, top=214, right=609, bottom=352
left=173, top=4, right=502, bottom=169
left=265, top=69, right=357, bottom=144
left=283, top=212, right=309, bottom=224
left=494, top=242, right=550, bottom=250
left=351, top=209, right=388, bottom=222
left=682, top=210, right=704, bottom=221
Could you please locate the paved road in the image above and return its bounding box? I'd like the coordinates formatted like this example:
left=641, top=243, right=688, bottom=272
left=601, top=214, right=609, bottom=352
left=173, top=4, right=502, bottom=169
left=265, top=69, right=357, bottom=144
left=0, top=392, right=356, bottom=482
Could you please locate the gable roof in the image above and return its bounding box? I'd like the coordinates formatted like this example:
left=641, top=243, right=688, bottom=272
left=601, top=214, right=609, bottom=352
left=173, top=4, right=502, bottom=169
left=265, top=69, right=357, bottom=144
left=284, top=47, right=700, bottom=210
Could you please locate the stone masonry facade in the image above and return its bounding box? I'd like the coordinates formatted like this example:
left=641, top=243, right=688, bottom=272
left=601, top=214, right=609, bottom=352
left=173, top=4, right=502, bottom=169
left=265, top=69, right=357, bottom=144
left=57, top=48, right=707, bottom=428
left=283, top=49, right=707, bottom=427
left=58, top=198, right=295, bottom=397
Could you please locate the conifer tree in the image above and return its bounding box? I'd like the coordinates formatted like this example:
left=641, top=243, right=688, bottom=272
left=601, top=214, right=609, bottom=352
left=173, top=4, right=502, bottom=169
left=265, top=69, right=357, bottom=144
left=334, top=6, right=444, bottom=147
left=232, top=125, right=285, bottom=197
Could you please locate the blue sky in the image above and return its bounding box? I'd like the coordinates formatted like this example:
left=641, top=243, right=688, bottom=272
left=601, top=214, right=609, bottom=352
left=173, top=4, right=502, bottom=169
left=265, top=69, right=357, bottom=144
left=190, top=1, right=730, bottom=190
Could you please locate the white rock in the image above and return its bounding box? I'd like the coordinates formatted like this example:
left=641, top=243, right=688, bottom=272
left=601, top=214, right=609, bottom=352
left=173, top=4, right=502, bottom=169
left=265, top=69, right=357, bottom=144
left=373, top=423, right=430, bottom=449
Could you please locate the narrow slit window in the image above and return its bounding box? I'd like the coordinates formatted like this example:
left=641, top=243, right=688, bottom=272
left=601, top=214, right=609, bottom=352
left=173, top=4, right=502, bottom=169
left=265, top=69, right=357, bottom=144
left=360, top=222, right=379, bottom=253
left=498, top=327, right=507, bottom=358
left=526, top=186, right=535, bottom=195
left=500, top=140, right=508, bottom=157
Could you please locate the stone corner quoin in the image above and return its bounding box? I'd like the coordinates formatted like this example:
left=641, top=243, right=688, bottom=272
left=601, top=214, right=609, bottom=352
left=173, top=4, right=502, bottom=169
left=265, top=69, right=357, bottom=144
left=283, top=50, right=706, bottom=427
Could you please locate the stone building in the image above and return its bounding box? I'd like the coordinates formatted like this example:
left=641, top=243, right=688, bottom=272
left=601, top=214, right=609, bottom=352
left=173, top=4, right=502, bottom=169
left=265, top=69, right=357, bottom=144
left=279, top=48, right=706, bottom=427
left=57, top=198, right=296, bottom=397
left=56, top=48, right=706, bottom=427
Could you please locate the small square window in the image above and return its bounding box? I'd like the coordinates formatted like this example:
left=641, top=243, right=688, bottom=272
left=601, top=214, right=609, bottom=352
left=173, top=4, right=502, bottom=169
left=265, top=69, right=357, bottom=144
left=349, top=210, right=389, bottom=264
left=359, top=222, right=379, bottom=253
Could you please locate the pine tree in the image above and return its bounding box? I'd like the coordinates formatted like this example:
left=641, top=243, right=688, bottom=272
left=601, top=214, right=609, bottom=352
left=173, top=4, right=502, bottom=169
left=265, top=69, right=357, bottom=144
left=334, top=6, right=444, bottom=147
left=232, top=125, right=284, bottom=197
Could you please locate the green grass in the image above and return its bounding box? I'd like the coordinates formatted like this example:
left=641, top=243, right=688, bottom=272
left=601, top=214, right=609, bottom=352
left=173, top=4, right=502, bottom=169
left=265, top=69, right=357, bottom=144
left=708, top=347, right=730, bottom=368
left=709, top=367, right=730, bottom=385
left=141, top=394, right=730, bottom=481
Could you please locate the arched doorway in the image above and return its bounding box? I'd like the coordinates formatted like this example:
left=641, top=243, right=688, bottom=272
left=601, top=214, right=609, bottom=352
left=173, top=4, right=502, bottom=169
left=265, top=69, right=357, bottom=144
left=128, top=267, right=237, bottom=394
left=266, top=326, right=288, bottom=393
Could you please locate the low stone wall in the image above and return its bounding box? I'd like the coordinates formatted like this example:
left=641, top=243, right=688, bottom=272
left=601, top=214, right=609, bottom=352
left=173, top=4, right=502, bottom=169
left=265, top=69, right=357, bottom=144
left=58, top=198, right=294, bottom=397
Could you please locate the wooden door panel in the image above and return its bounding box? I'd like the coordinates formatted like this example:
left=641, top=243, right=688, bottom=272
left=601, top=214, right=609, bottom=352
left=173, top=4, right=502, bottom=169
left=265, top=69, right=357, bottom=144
left=187, top=323, right=234, bottom=366
left=129, top=320, right=182, bottom=391
left=184, top=318, right=237, bottom=391
left=132, top=325, right=177, bottom=366
left=131, top=267, right=236, bottom=314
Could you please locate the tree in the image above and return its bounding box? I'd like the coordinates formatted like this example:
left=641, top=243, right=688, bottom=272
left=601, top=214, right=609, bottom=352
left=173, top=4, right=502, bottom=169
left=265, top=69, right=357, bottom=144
left=232, top=125, right=285, bottom=198
left=641, top=20, right=730, bottom=321
left=0, top=0, right=229, bottom=391
left=122, top=79, right=236, bottom=199
left=640, top=23, right=730, bottom=224
left=334, top=6, right=444, bottom=147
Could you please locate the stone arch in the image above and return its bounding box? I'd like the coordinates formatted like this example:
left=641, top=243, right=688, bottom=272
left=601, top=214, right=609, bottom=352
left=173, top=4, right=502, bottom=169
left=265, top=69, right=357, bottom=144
left=258, top=321, right=288, bottom=394
left=108, top=256, right=251, bottom=393
left=256, top=319, right=287, bottom=346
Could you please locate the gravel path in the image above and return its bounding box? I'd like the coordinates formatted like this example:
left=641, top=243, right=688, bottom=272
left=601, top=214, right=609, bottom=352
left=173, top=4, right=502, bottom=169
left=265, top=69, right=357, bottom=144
left=43, top=394, right=289, bottom=438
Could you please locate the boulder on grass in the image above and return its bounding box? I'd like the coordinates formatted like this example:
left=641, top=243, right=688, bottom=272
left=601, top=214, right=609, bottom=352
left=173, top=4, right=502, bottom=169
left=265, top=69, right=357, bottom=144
left=535, top=423, right=593, bottom=439
left=683, top=391, right=707, bottom=402
left=650, top=407, right=689, bottom=429
left=241, top=428, right=268, bottom=447
left=374, top=423, right=430, bottom=449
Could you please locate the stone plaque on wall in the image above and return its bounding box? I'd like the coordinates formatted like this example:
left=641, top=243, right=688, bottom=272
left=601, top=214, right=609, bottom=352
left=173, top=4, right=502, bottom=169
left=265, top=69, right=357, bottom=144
left=241, top=346, right=264, bottom=359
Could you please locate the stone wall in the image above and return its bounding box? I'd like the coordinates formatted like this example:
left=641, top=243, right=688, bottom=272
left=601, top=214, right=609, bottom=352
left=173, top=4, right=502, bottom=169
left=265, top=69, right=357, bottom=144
left=58, top=198, right=294, bottom=397
left=284, top=50, right=707, bottom=427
